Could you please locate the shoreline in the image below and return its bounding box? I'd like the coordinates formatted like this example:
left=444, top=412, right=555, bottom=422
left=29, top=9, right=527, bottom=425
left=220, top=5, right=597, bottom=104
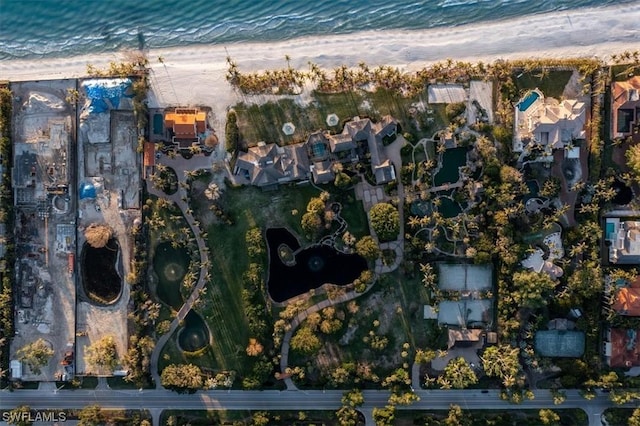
left=1, top=2, right=638, bottom=117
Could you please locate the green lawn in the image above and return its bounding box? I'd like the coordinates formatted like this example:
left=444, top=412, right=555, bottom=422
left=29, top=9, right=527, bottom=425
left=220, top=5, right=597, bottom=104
left=234, top=88, right=429, bottom=148
left=513, top=70, right=573, bottom=100
left=338, top=195, right=369, bottom=238
left=429, top=104, right=451, bottom=134
left=611, top=63, right=640, bottom=82
left=198, top=184, right=324, bottom=373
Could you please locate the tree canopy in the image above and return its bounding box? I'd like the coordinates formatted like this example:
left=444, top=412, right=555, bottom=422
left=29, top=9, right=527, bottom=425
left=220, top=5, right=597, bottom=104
left=78, top=405, right=103, bottom=426
left=369, top=203, right=400, bottom=241
left=355, top=236, right=380, bottom=260
left=84, top=335, right=119, bottom=373
left=437, top=357, right=478, bottom=389
left=17, top=338, right=54, bottom=375
left=481, top=344, right=520, bottom=388
left=626, top=143, right=640, bottom=180
left=510, top=269, right=556, bottom=309
left=290, top=326, right=321, bottom=354
left=161, top=363, right=203, bottom=391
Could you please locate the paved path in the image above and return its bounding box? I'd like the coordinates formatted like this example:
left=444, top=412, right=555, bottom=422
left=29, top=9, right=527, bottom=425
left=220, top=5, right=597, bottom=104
left=0, top=388, right=627, bottom=426
left=411, top=362, right=422, bottom=390
left=147, top=152, right=215, bottom=388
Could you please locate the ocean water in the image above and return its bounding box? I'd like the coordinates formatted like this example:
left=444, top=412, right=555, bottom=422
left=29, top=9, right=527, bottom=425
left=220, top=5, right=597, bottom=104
left=0, top=0, right=632, bottom=60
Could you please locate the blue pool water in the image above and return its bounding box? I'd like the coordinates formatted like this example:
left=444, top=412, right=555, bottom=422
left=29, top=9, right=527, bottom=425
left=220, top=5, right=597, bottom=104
left=518, top=91, right=540, bottom=112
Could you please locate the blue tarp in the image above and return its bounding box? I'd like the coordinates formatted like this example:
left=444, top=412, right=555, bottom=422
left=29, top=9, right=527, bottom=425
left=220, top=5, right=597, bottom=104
left=83, top=78, right=133, bottom=114
left=79, top=182, right=96, bottom=199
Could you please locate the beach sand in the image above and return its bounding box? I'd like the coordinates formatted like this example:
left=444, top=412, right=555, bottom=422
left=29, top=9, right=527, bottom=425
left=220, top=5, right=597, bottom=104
left=1, top=2, right=639, bottom=120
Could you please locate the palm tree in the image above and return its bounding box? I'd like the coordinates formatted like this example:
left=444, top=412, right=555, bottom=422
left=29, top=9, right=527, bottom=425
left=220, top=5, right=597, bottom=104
left=204, top=182, right=221, bottom=201
left=408, top=216, right=421, bottom=229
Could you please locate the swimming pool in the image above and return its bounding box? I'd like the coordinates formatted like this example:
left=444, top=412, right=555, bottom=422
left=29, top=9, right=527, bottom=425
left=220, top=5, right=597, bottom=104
left=517, top=91, right=540, bottom=112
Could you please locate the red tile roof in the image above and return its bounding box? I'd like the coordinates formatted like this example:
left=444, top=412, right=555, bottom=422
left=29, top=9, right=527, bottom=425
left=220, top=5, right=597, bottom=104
left=143, top=142, right=155, bottom=168
left=610, top=328, right=640, bottom=368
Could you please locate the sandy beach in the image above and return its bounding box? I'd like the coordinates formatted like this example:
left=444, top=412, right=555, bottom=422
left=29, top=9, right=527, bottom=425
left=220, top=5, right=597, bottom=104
left=1, top=2, right=639, bottom=119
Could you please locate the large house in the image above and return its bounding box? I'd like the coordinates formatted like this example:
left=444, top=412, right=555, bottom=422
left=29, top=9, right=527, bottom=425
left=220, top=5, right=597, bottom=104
left=605, top=219, right=640, bottom=264
left=233, top=116, right=398, bottom=188
left=513, top=89, right=586, bottom=159
left=234, top=142, right=309, bottom=189
left=164, top=107, right=208, bottom=149
left=342, top=116, right=397, bottom=184
left=611, top=76, right=640, bottom=142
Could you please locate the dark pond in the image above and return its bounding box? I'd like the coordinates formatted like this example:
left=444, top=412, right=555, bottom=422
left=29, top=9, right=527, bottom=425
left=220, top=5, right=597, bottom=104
left=266, top=228, right=367, bottom=303
left=153, top=242, right=190, bottom=310
left=178, top=310, right=210, bottom=352
left=81, top=238, right=122, bottom=304
left=438, top=197, right=463, bottom=218
left=434, top=147, right=467, bottom=186
left=612, top=179, right=633, bottom=205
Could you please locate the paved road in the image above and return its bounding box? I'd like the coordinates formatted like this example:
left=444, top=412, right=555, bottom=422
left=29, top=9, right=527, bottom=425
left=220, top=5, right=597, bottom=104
left=0, top=388, right=627, bottom=425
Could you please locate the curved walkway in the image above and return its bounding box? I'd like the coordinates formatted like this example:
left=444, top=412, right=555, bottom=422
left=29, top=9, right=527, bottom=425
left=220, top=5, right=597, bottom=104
left=279, top=284, right=377, bottom=390
left=147, top=153, right=215, bottom=388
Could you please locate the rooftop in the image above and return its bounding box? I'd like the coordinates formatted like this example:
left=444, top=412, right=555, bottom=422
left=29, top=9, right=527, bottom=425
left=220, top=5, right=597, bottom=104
left=611, top=76, right=640, bottom=139
left=164, top=107, right=207, bottom=143
left=612, top=287, right=640, bottom=316
left=513, top=88, right=586, bottom=155
left=609, top=328, right=640, bottom=368
left=606, top=219, right=640, bottom=264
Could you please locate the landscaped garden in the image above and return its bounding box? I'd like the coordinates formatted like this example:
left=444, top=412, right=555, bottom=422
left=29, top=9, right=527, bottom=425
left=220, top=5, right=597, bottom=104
left=284, top=270, right=438, bottom=390
left=153, top=172, right=373, bottom=384
left=394, top=407, right=588, bottom=426
left=152, top=241, right=190, bottom=310
left=145, top=57, right=640, bottom=415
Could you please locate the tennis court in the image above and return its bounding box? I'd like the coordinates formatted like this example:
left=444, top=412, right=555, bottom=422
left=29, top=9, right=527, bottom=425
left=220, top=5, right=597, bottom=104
left=437, top=300, right=492, bottom=326
left=438, top=263, right=492, bottom=291
left=535, top=330, right=585, bottom=358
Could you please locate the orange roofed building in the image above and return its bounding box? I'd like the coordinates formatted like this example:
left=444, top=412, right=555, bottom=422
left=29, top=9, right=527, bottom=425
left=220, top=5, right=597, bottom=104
left=164, top=108, right=207, bottom=147
left=612, top=287, right=640, bottom=316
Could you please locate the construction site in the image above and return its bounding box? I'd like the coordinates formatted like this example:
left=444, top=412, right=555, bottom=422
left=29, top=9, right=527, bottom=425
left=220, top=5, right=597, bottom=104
left=10, top=79, right=77, bottom=381
left=74, top=78, right=139, bottom=376
left=9, top=77, right=140, bottom=381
